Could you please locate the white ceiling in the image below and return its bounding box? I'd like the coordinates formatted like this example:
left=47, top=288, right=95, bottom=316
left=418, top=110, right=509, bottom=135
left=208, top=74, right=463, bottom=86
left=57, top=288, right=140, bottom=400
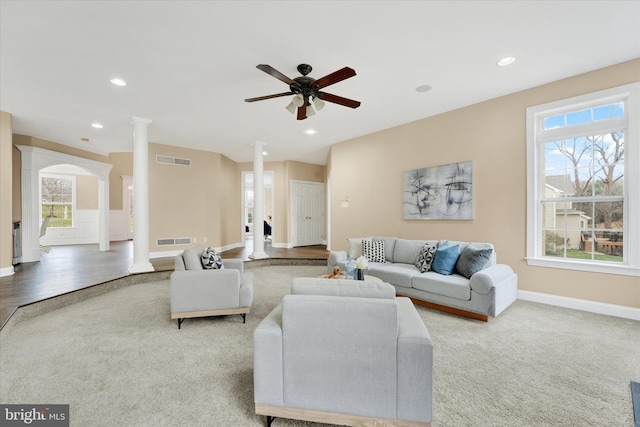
left=1, top=1, right=639, bottom=165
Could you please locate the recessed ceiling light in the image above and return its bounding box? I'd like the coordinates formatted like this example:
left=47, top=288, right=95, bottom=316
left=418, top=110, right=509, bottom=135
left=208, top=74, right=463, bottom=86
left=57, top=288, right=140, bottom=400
left=262, top=151, right=268, bottom=156
left=497, top=56, right=516, bottom=67
left=91, top=123, right=103, bottom=129
left=415, top=85, right=432, bottom=93
left=110, top=78, right=127, bottom=86
left=305, top=129, right=317, bottom=135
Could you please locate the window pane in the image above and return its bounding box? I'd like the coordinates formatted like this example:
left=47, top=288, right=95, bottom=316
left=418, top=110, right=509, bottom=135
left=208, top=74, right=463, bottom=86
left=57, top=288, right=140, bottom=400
left=566, top=109, right=593, bottom=126
left=543, top=230, right=568, bottom=257
left=543, top=141, right=567, bottom=173
left=595, top=231, right=624, bottom=260
left=593, top=167, right=624, bottom=197
left=541, top=202, right=563, bottom=229
left=41, top=176, right=73, bottom=228
left=593, top=132, right=624, bottom=166
left=571, top=167, right=592, bottom=196
left=593, top=103, right=624, bottom=121
left=543, top=115, right=565, bottom=130
left=593, top=201, right=623, bottom=232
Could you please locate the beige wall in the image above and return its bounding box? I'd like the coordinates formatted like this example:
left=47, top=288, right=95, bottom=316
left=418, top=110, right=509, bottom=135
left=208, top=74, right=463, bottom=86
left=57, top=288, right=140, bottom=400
left=75, top=175, right=98, bottom=210
left=14, top=135, right=108, bottom=162
left=218, top=154, right=241, bottom=247
left=148, top=143, right=240, bottom=252
left=329, top=58, right=640, bottom=309
left=0, top=111, right=13, bottom=272
left=108, top=152, right=133, bottom=211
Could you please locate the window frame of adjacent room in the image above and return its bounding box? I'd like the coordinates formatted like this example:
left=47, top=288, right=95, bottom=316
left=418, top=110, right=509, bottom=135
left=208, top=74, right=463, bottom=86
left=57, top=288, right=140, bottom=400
left=526, top=82, right=639, bottom=277
left=40, top=173, right=76, bottom=228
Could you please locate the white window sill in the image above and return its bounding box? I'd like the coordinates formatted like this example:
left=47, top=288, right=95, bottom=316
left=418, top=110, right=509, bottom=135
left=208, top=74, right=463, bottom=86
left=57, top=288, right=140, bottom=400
left=525, top=257, right=640, bottom=277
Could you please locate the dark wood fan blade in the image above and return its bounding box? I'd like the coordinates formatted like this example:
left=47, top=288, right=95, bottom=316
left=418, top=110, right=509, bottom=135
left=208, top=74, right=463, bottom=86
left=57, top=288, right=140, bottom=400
left=256, top=64, right=297, bottom=86
left=297, top=103, right=307, bottom=120
left=314, top=67, right=356, bottom=89
left=244, top=92, right=294, bottom=102
left=317, top=92, right=361, bottom=108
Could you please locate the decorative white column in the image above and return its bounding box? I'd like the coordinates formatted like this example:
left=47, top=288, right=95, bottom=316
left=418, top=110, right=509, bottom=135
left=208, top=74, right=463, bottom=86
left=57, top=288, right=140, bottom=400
left=129, top=117, right=155, bottom=273
left=249, top=141, right=268, bottom=259
left=19, top=152, right=40, bottom=262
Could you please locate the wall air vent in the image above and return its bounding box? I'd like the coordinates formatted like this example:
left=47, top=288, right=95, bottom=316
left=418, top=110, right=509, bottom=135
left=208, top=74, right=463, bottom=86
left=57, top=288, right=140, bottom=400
left=156, top=155, right=191, bottom=166
left=157, top=237, right=192, bottom=246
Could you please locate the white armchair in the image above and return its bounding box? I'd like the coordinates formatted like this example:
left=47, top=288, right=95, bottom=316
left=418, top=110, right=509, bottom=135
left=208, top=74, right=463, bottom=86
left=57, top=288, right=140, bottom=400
left=170, top=245, right=253, bottom=329
left=254, top=278, right=433, bottom=426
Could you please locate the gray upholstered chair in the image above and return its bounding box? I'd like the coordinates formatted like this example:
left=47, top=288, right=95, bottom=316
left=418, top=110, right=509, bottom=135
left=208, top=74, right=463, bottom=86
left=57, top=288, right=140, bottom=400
left=254, top=277, right=433, bottom=426
left=170, top=245, right=253, bottom=329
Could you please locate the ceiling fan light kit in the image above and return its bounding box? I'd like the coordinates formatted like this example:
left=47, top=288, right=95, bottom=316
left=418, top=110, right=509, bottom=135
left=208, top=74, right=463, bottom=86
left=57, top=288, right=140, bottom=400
left=245, top=63, right=361, bottom=120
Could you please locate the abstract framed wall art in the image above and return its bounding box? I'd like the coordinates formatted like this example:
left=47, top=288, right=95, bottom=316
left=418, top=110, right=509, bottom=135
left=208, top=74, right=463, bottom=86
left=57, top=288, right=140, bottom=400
left=403, top=161, right=473, bottom=220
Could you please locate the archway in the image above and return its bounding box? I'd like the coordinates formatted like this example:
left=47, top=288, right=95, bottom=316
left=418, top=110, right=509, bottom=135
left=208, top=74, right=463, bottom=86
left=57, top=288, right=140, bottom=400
left=17, top=146, right=112, bottom=262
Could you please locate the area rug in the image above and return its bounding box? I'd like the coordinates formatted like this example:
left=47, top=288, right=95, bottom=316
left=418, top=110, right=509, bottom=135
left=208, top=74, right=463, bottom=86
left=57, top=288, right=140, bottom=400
left=1, top=265, right=639, bottom=426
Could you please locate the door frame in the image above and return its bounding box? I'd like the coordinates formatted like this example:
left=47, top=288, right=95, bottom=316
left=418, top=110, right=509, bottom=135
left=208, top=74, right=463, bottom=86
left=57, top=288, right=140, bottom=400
left=241, top=171, right=275, bottom=245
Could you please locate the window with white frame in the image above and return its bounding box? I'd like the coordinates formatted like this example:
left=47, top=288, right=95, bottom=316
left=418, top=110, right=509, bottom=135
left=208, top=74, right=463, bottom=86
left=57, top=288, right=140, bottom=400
left=526, top=82, right=639, bottom=276
left=40, top=173, right=76, bottom=228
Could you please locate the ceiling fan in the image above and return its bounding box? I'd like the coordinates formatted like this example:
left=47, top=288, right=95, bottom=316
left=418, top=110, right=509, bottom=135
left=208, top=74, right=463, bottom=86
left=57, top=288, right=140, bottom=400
left=244, top=64, right=361, bottom=120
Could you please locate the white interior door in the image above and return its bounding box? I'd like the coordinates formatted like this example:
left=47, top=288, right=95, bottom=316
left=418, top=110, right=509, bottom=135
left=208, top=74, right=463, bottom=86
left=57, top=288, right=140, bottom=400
left=291, top=180, right=324, bottom=247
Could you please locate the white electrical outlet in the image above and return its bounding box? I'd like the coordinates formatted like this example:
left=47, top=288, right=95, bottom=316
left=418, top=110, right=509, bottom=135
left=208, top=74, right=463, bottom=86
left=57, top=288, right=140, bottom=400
left=203, top=237, right=208, bottom=243
left=193, top=237, right=197, bottom=243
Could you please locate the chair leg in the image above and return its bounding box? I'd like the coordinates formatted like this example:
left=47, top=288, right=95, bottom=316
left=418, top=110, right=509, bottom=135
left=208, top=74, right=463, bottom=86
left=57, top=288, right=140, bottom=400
left=241, top=313, right=246, bottom=324
left=267, top=416, right=276, bottom=427
left=177, top=318, right=184, bottom=329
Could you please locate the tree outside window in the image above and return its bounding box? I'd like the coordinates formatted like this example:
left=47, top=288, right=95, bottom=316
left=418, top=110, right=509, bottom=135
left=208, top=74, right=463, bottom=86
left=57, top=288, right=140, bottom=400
left=543, top=131, right=624, bottom=262
left=41, top=175, right=74, bottom=227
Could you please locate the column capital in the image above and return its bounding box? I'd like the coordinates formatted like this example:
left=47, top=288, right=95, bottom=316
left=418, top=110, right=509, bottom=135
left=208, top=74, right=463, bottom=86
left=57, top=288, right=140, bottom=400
left=130, top=116, right=153, bottom=126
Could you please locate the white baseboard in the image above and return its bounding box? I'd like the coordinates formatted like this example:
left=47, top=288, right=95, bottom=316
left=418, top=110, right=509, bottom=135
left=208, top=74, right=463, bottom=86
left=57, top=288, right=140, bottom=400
left=149, top=250, right=183, bottom=259
left=149, top=242, right=244, bottom=259
left=0, top=266, right=15, bottom=277
left=518, top=290, right=640, bottom=321
left=218, top=242, right=242, bottom=252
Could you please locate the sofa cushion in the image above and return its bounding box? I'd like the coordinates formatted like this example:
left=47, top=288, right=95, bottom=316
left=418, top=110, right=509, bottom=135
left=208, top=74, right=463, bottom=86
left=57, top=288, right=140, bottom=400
left=183, top=245, right=204, bottom=270
left=363, top=239, right=386, bottom=263
left=431, top=241, right=461, bottom=275
left=367, top=263, right=422, bottom=289
left=415, top=243, right=437, bottom=273
left=411, top=272, right=471, bottom=301
left=373, top=236, right=397, bottom=262
left=201, top=247, right=224, bottom=269
left=347, top=237, right=371, bottom=259
left=393, top=239, right=428, bottom=265
left=455, top=245, right=493, bottom=279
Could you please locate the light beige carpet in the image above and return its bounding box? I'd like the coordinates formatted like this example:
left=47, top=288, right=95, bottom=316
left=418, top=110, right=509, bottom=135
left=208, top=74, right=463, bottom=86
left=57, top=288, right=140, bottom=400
left=1, top=265, right=638, bottom=426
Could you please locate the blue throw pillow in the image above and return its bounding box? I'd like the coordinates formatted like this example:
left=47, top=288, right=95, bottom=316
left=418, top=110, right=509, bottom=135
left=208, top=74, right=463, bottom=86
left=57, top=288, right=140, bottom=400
left=432, top=241, right=461, bottom=275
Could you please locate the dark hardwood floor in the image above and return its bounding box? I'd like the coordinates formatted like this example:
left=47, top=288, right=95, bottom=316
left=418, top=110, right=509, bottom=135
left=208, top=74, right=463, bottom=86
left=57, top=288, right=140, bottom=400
left=0, top=240, right=329, bottom=329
